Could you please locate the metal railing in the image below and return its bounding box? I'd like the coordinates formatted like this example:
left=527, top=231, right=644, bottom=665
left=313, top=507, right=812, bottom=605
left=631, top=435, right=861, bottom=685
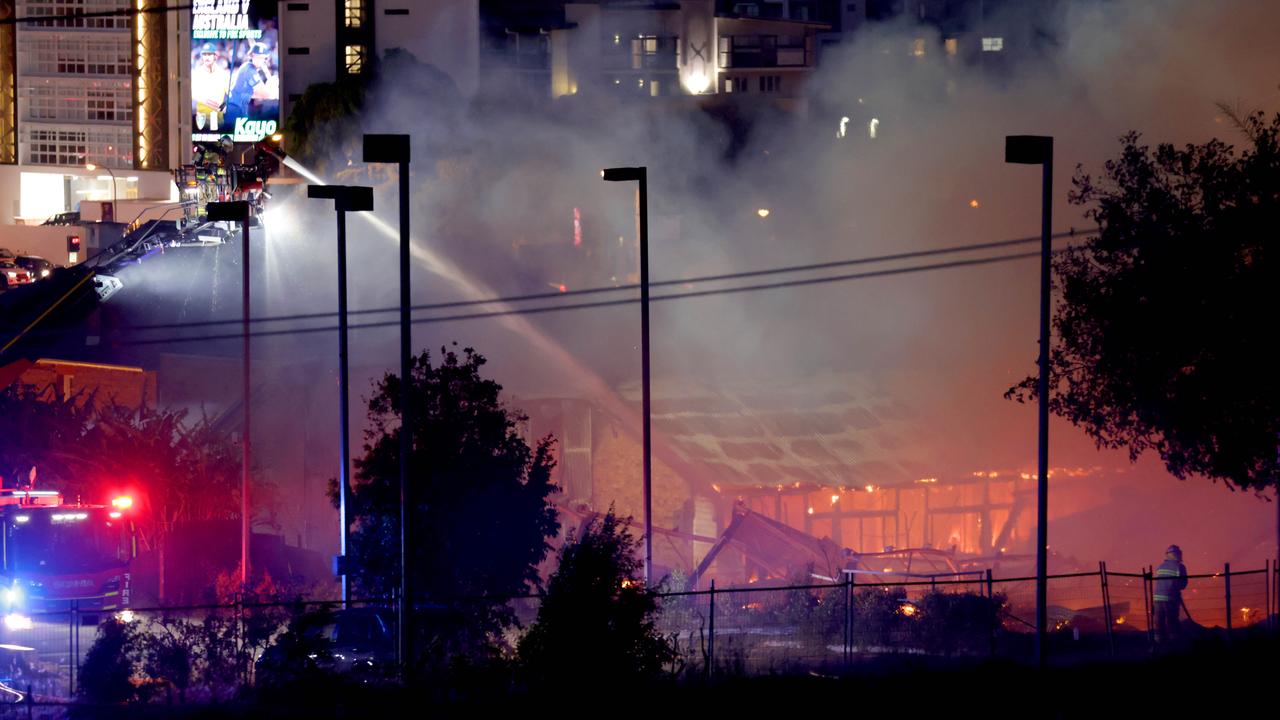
left=1, top=561, right=1276, bottom=712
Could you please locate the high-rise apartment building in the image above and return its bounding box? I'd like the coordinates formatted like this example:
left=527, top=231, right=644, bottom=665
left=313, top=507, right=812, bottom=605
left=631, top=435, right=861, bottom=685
left=0, top=0, right=182, bottom=226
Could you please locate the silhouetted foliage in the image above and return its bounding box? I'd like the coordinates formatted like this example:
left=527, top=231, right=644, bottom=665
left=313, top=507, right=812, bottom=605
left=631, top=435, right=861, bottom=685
left=0, top=383, right=93, bottom=489
left=1009, top=111, right=1280, bottom=491
left=338, top=344, right=559, bottom=663
left=77, top=618, right=140, bottom=705
left=0, top=386, right=248, bottom=551
left=518, top=510, right=675, bottom=686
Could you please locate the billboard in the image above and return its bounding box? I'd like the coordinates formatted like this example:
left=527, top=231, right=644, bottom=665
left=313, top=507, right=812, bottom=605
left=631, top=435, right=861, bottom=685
left=191, top=1, right=279, bottom=143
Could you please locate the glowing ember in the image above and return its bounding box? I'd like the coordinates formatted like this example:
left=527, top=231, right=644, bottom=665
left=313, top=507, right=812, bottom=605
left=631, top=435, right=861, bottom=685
left=830, top=494, right=840, bottom=505
left=807, top=506, right=814, bottom=515
left=899, top=603, right=919, bottom=617
left=969, top=199, right=980, bottom=208
left=864, top=484, right=876, bottom=492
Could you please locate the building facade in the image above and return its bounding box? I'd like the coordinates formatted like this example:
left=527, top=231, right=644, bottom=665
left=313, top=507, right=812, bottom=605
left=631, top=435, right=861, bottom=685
left=0, top=0, right=183, bottom=228
left=279, top=0, right=480, bottom=122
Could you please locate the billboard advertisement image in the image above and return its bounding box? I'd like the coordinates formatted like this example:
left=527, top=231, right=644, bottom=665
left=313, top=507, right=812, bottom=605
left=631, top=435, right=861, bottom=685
left=191, top=0, right=280, bottom=143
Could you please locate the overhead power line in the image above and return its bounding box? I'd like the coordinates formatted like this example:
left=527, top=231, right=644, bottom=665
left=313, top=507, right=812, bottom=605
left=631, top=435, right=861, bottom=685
left=120, top=230, right=1081, bottom=332
left=114, top=246, right=1057, bottom=347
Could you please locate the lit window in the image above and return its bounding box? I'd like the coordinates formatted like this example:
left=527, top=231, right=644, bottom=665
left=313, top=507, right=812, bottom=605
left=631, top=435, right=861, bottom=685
left=981, top=37, right=1004, bottom=52
left=911, top=38, right=925, bottom=57
left=944, top=38, right=958, bottom=56
left=344, top=0, right=365, bottom=29
left=345, top=44, right=367, bottom=74
left=631, top=35, right=663, bottom=70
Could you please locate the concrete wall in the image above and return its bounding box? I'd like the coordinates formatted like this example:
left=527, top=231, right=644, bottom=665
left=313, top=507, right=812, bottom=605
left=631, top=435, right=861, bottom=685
left=377, top=0, right=479, bottom=99
left=0, top=224, right=81, bottom=265
left=10, top=359, right=158, bottom=411
left=280, top=0, right=338, bottom=123
left=0, top=165, right=174, bottom=226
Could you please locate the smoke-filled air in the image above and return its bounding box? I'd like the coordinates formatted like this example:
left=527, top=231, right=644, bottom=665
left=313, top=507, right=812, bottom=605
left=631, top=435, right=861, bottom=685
left=200, top=0, right=1280, bottom=575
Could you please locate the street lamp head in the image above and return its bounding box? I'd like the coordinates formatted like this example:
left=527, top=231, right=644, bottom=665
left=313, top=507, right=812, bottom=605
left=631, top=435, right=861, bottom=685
left=1005, top=135, right=1054, bottom=165
left=206, top=200, right=251, bottom=222
left=601, top=166, right=645, bottom=182
left=307, top=184, right=340, bottom=200
left=308, top=184, right=374, bottom=213
left=363, top=134, right=411, bottom=164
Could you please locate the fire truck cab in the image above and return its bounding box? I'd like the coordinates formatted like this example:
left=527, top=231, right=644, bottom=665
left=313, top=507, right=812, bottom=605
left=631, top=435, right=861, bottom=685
left=0, top=490, right=136, bottom=623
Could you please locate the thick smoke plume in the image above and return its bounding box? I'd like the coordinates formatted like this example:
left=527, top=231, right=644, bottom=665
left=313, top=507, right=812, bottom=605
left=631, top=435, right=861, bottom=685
left=251, top=0, right=1279, bottom=571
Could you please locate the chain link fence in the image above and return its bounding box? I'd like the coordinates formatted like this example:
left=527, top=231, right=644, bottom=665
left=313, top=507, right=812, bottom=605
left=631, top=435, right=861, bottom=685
left=1, top=562, right=1276, bottom=713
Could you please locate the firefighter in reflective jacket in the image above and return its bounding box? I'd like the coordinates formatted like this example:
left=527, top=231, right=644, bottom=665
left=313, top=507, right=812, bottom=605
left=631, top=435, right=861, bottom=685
left=1153, top=544, right=1188, bottom=642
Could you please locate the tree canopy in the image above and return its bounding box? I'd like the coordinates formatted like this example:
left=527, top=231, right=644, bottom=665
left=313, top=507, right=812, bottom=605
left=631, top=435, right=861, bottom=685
left=1010, top=110, right=1279, bottom=492
left=340, top=344, right=560, bottom=657
left=0, top=384, right=244, bottom=545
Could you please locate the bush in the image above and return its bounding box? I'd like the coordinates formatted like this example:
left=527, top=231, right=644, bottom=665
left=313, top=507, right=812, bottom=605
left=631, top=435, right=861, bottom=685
left=913, top=591, right=1004, bottom=656
left=518, top=510, right=676, bottom=687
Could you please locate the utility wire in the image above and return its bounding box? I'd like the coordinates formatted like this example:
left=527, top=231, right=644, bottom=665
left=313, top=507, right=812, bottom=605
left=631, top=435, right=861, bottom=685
left=113, top=247, right=1052, bottom=347
left=119, top=230, right=1081, bottom=332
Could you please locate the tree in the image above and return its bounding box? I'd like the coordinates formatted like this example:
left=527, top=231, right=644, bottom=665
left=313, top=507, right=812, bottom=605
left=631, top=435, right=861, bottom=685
left=1010, top=110, right=1280, bottom=492
left=0, top=383, right=93, bottom=489
left=340, top=344, right=559, bottom=660
left=1, top=384, right=252, bottom=558
left=517, top=510, right=676, bottom=686
left=77, top=618, right=140, bottom=705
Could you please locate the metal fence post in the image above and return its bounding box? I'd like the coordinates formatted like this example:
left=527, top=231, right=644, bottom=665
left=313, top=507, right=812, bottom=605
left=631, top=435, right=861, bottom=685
left=1270, top=558, right=1277, bottom=632
left=1100, top=562, right=1115, bottom=657
left=1273, top=558, right=1279, bottom=631
left=707, top=580, right=716, bottom=680
left=1142, top=566, right=1154, bottom=651
left=1224, top=562, right=1232, bottom=634
left=986, top=568, right=996, bottom=658
left=844, top=572, right=853, bottom=667
left=68, top=600, right=76, bottom=697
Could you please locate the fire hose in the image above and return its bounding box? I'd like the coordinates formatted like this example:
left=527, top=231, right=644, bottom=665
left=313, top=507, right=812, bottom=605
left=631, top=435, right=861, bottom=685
left=1179, top=597, right=1196, bottom=624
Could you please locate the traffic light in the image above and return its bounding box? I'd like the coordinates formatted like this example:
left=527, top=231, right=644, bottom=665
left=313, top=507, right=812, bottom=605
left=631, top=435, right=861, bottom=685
left=67, top=235, right=81, bottom=253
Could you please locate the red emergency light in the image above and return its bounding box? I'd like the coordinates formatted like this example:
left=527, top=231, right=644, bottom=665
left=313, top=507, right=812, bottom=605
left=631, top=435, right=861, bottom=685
left=111, top=496, right=134, bottom=510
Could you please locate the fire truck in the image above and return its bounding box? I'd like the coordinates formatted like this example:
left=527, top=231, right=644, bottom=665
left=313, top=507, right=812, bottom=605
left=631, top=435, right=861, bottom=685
left=0, top=489, right=136, bottom=626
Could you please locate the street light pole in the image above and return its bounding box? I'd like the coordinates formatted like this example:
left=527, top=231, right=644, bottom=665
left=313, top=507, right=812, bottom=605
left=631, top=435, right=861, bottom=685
left=85, top=163, right=117, bottom=222
left=602, top=166, right=653, bottom=587
left=207, top=200, right=252, bottom=589
left=308, top=184, right=374, bottom=607
left=1006, top=134, right=1054, bottom=668
left=362, top=134, right=412, bottom=669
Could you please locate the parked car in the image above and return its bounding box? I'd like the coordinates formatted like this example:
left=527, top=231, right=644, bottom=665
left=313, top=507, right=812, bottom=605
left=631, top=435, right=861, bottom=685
left=13, top=256, right=53, bottom=280
left=41, top=211, right=79, bottom=226
left=0, top=261, right=34, bottom=289
left=255, top=607, right=397, bottom=686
